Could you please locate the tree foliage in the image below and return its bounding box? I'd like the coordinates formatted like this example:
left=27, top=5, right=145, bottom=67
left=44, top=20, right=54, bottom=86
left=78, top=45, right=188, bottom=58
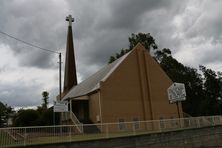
left=199, top=65, right=222, bottom=115
left=12, top=91, right=60, bottom=127
left=13, top=107, right=59, bottom=127
left=42, top=91, right=49, bottom=110
left=157, top=46, right=222, bottom=116
left=108, top=33, right=157, bottom=63
left=129, top=33, right=157, bottom=51
left=13, top=109, right=40, bottom=127
left=0, top=102, right=13, bottom=127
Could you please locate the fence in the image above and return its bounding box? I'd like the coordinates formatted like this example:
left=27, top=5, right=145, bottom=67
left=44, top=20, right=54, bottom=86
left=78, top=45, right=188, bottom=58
left=0, top=115, right=222, bottom=147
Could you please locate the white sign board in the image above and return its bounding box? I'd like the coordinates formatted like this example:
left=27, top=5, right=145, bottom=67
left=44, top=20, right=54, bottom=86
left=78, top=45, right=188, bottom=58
left=53, top=101, right=69, bottom=112
left=167, top=83, right=186, bottom=103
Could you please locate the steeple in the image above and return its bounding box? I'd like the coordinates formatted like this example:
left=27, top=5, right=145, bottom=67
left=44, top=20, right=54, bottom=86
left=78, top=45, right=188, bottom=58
left=63, top=14, right=77, bottom=94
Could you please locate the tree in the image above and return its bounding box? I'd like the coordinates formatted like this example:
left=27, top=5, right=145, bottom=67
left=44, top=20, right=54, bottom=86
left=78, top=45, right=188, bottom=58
left=148, top=44, right=222, bottom=116
left=42, top=91, right=49, bottom=110
left=108, top=56, right=116, bottom=64
left=12, top=90, right=61, bottom=127
left=199, top=65, right=222, bottom=115
left=0, top=102, right=13, bottom=127
left=39, top=91, right=60, bottom=125
left=108, top=33, right=157, bottom=63
left=13, top=109, right=40, bottom=127
left=38, top=107, right=55, bottom=125
left=154, top=48, right=171, bottom=63
left=129, top=33, right=157, bottom=51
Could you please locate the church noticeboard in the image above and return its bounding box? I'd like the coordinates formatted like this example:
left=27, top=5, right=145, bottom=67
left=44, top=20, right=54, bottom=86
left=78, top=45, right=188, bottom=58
left=53, top=101, right=69, bottom=112
left=167, top=83, right=186, bottom=103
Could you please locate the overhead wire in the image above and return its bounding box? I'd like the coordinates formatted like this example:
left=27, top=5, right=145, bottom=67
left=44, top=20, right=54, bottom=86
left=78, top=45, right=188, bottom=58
left=0, top=30, right=60, bottom=54
left=0, top=30, right=63, bottom=104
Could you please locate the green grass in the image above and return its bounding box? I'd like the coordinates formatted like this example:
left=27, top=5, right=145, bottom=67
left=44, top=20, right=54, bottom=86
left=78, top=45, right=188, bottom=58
left=15, top=130, right=155, bottom=146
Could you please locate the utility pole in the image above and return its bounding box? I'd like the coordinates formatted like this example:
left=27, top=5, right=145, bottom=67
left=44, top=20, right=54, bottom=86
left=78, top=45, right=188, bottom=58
left=58, top=52, right=62, bottom=126
left=53, top=52, right=62, bottom=126
left=176, top=102, right=180, bottom=118
left=59, top=52, right=62, bottom=100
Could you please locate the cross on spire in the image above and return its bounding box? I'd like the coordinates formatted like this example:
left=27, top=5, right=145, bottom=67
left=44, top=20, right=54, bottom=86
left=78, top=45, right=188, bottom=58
left=66, top=14, right=74, bottom=26
left=63, top=14, right=77, bottom=95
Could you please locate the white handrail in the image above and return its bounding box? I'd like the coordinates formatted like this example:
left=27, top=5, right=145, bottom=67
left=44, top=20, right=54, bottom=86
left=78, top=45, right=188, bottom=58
left=61, top=111, right=83, bottom=133
left=69, top=112, right=83, bottom=133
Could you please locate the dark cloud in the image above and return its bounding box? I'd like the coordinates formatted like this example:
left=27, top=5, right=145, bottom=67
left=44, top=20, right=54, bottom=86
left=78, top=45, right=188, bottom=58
left=1, top=0, right=222, bottom=108
left=0, top=0, right=67, bottom=69
left=100, top=0, right=173, bottom=29
left=69, top=0, right=188, bottom=79
left=75, top=29, right=129, bottom=79
left=19, top=51, right=58, bottom=69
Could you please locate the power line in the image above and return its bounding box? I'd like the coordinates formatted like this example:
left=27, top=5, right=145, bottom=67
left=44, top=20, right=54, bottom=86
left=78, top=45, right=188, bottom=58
left=0, top=30, right=59, bottom=54
left=0, top=29, right=63, bottom=104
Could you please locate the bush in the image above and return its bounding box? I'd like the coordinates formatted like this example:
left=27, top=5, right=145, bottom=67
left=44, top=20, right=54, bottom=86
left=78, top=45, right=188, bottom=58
left=13, top=109, right=40, bottom=127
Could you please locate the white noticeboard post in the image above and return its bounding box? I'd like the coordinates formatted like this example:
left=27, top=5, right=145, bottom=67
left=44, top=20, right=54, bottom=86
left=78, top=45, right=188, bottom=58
left=167, top=82, right=186, bottom=104
left=53, top=101, right=69, bottom=112
left=167, top=82, right=186, bottom=119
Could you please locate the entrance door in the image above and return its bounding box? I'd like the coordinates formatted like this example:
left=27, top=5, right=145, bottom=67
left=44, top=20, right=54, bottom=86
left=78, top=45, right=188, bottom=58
left=72, top=100, right=89, bottom=123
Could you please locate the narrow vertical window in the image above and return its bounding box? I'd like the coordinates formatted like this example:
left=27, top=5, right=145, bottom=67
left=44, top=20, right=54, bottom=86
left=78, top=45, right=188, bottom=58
left=133, top=117, right=140, bottom=130
left=118, top=119, right=126, bottom=130
left=160, top=117, right=165, bottom=129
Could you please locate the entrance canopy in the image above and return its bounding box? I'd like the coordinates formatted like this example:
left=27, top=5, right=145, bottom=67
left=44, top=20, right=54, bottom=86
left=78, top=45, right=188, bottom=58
left=73, top=95, right=89, bottom=100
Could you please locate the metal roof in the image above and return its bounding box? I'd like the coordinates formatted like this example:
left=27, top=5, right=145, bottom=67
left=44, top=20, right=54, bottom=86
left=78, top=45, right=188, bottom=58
left=62, top=50, right=132, bottom=101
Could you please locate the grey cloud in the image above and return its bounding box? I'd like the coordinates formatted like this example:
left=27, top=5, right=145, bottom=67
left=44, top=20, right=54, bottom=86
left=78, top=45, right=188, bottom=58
left=172, top=1, right=222, bottom=68
left=70, top=0, right=189, bottom=80
left=198, top=44, right=222, bottom=65
left=74, top=28, right=130, bottom=79
left=99, top=0, right=186, bottom=30
left=0, top=82, right=42, bottom=107
left=19, top=51, right=57, bottom=69
left=184, top=1, right=222, bottom=42
left=0, top=0, right=67, bottom=69
left=0, top=75, right=59, bottom=107
left=1, top=0, right=222, bottom=108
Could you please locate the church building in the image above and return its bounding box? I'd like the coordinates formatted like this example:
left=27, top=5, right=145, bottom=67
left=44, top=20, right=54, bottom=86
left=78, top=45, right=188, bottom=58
left=60, top=15, right=183, bottom=132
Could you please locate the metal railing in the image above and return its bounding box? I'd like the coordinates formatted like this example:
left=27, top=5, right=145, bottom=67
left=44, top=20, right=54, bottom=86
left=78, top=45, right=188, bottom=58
left=69, top=112, right=83, bottom=133
left=61, top=112, right=83, bottom=133
left=0, top=115, right=222, bottom=147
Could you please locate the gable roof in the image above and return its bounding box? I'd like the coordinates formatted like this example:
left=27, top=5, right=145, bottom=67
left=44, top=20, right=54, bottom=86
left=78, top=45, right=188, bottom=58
left=62, top=50, right=132, bottom=101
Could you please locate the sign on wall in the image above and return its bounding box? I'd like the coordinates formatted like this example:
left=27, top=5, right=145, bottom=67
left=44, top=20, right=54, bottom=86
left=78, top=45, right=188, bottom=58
left=167, top=83, right=186, bottom=103
left=53, top=101, right=69, bottom=112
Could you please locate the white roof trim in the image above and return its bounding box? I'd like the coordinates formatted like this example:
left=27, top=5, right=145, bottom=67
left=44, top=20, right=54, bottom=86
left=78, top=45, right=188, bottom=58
left=73, top=95, right=89, bottom=100
left=101, top=51, right=132, bottom=82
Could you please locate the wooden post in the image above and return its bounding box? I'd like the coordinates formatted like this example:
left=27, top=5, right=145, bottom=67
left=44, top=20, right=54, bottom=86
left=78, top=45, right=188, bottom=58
left=176, top=101, right=180, bottom=119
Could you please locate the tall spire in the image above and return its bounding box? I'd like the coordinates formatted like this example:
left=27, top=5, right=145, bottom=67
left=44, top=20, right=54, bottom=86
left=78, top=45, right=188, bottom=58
left=63, top=14, right=77, bottom=94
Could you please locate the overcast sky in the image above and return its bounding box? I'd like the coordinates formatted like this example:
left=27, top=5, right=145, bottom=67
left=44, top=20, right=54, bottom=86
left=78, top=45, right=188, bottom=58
left=0, top=0, right=222, bottom=108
